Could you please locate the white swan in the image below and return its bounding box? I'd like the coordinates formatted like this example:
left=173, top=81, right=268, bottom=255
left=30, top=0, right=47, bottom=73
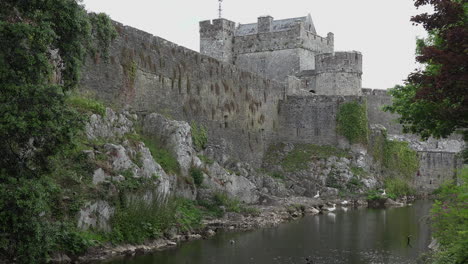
left=324, top=203, right=336, bottom=212
left=313, top=191, right=320, bottom=198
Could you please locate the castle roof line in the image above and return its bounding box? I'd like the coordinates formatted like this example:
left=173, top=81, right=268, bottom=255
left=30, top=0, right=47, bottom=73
left=235, top=14, right=315, bottom=36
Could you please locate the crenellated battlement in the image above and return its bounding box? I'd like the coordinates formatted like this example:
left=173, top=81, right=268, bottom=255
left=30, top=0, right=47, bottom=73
left=315, top=51, right=362, bottom=74
left=200, top=14, right=337, bottom=81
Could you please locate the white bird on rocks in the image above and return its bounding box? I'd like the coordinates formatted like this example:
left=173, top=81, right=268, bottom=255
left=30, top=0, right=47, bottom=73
left=313, top=191, right=320, bottom=199
left=324, top=203, right=336, bottom=212
left=341, top=200, right=349, bottom=206
left=382, top=189, right=387, bottom=196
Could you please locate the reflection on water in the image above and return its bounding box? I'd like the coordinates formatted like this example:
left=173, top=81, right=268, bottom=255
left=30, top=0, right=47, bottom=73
left=106, top=200, right=432, bottom=264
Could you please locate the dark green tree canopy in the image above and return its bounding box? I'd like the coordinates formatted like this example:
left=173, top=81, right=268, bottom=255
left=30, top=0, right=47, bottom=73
left=384, top=0, right=467, bottom=140
left=0, top=1, right=116, bottom=262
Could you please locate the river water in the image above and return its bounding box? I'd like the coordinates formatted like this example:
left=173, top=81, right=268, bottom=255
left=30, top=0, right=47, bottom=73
left=106, top=200, right=433, bottom=264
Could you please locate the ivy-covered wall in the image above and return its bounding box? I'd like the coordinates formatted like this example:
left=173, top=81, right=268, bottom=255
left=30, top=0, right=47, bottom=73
left=336, top=100, right=369, bottom=145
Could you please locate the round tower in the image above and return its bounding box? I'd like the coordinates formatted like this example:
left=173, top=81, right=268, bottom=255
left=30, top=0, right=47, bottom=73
left=314, top=51, right=362, bottom=95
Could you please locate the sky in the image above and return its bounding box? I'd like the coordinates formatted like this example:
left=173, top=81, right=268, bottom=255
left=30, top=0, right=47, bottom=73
left=81, top=0, right=432, bottom=90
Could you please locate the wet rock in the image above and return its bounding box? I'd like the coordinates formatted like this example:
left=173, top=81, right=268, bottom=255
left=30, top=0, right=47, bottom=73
left=205, top=229, right=216, bottom=237
left=305, top=207, right=320, bottom=214
left=355, top=199, right=368, bottom=207
left=384, top=198, right=404, bottom=207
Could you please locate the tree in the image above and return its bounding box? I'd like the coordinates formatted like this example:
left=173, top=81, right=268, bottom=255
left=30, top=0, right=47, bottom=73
left=384, top=0, right=467, bottom=140
left=0, top=1, right=116, bottom=262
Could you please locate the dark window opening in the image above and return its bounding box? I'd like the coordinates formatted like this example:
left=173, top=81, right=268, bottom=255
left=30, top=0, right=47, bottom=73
left=309, top=90, right=316, bottom=93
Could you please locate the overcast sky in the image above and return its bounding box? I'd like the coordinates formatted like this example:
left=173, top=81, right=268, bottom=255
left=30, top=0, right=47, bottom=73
left=81, top=0, right=431, bottom=90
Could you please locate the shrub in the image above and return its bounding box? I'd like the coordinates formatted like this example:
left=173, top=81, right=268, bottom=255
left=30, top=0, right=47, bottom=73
left=430, top=166, right=468, bottom=264
left=384, top=177, right=414, bottom=198
left=366, top=189, right=383, bottom=201
left=140, top=136, right=181, bottom=175
left=66, top=94, right=106, bottom=116
left=383, top=140, right=419, bottom=179
left=197, top=192, right=256, bottom=217
left=269, top=171, right=285, bottom=180
left=190, top=167, right=204, bottom=186
left=350, top=166, right=367, bottom=178
left=191, top=122, right=208, bottom=151
left=109, top=196, right=203, bottom=244
left=199, top=155, right=214, bottom=165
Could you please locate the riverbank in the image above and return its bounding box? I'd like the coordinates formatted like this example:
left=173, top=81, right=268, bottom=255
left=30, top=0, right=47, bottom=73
left=55, top=195, right=415, bottom=263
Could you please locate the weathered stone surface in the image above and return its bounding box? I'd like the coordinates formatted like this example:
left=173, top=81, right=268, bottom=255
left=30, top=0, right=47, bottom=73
left=143, top=113, right=198, bottom=175
left=78, top=200, right=114, bottom=231
left=92, top=168, right=109, bottom=185
left=86, top=108, right=135, bottom=141
left=201, top=162, right=259, bottom=204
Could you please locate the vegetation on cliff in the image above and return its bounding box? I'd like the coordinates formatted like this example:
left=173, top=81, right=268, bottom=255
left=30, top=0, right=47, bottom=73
left=0, top=0, right=116, bottom=262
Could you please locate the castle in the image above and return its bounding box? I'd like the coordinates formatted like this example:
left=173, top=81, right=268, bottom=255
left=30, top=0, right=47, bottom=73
left=80, top=14, right=464, bottom=193
left=200, top=15, right=362, bottom=96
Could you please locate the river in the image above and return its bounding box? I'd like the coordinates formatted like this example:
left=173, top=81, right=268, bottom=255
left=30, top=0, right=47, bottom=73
left=106, top=200, right=433, bottom=264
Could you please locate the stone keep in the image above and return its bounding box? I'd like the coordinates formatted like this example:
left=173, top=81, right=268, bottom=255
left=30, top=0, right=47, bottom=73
left=199, top=14, right=362, bottom=96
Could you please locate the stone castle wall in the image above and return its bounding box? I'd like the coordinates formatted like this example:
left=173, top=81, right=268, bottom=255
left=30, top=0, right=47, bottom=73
left=362, top=88, right=403, bottom=134
left=415, top=151, right=462, bottom=193
left=276, top=95, right=364, bottom=146
left=200, top=17, right=334, bottom=83
left=81, top=22, right=285, bottom=164
left=80, top=20, right=464, bottom=192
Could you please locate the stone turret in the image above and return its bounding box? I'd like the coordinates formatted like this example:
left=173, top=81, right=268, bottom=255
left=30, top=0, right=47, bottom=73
left=314, top=51, right=363, bottom=95
left=199, top=18, right=236, bottom=63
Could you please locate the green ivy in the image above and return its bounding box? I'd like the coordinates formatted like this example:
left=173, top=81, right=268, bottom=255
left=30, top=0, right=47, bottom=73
left=336, top=101, right=369, bottom=144
left=383, top=140, right=419, bottom=179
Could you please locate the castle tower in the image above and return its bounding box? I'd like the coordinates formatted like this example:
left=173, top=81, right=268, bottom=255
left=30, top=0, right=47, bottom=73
left=199, top=18, right=235, bottom=63
left=257, top=16, right=273, bottom=33
left=314, top=51, right=363, bottom=95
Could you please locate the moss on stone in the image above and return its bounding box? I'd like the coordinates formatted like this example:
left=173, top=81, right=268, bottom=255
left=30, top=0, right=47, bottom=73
left=265, top=143, right=350, bottom=172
